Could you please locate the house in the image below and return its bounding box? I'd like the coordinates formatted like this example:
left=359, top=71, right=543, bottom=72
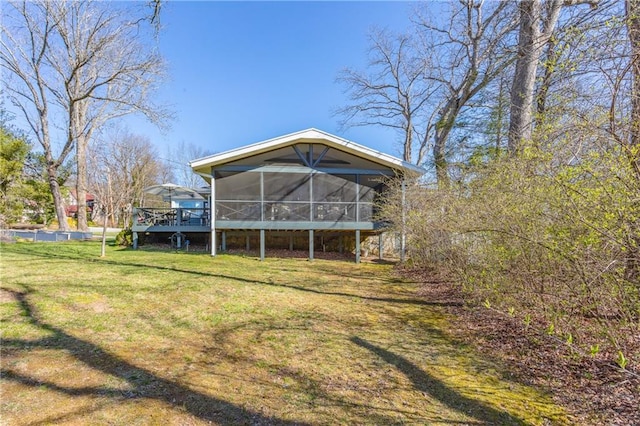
left=65, top=189, right=95, bottom=218
left=132, top=128, right=424, bottom=262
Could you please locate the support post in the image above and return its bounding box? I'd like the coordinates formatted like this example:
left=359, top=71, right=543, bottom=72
left=260, top=229, right=265, bottom=261
left=355, top=229, right=361, bottom=264
left=246, top=234, right=250, bottom=251
left=378, top=233, right=383, bottom=260
left=309, top=229, right=314, bottom=261
left=400, top=178, right=406, bottom=263
left=210, top=174, right=216, bottom=257
left=289, top=234, right=294, bottom=251
left=221, top=231, right=226, bottom=251
left=133, top=232, right=138, bottom=249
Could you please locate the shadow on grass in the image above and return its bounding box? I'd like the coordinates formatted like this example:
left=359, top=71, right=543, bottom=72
left=1, top=287, right=309, bottom=425
left=2, top=288, right=432, bottom=425
left=350, top=337, right=527, bottom=426
left=4, top=244, right=460, bottom=308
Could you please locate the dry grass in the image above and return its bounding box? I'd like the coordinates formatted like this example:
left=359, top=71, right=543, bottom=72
left=1, top=241, right=568, bottom=425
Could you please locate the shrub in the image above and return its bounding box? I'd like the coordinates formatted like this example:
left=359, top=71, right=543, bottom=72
left=115, top=228, right=133, bottom=247
left=379, top=139, right=639, bottom=368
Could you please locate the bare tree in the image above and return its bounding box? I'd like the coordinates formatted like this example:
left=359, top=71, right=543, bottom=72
left=624, top=0, right=640, bottom=282
left=414, top=0, right=519, bottom=187
left=0, top=0, right=167, bottom=231
left=627, top=0, right=640, bottom=169
left=336, top=29, right=434, bottom=165
left=168, top=141, right=212, bottom=189
left=507, top=0, right=599, bottom=153
left=88, top=128, right=170, bottom=230
left=337, top=1, right=518, bottom=187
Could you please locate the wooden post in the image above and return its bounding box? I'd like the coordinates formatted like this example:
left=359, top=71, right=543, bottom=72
left=309, top=229, right=314, bottom=261
left=378, top=233, right=383, bottom=260
left=260, top=229, right=265, bottom=261
left=355, top=229, right=361, bottom=264
left=221, top=231, right=226, bottom=251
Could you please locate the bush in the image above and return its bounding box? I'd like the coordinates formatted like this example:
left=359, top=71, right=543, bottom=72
left=379, top=139, right=640, bottom=368
left=115, top=228, right=133, bottom=247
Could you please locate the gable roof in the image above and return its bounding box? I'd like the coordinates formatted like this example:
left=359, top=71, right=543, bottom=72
left=190, top=128, right=425, bottom=177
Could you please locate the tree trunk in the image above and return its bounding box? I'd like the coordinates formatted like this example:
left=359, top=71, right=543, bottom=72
left=508, top=0, right=543, bottom=153
left=76, top=132, right=89, bottom=231
left=74, top=99, right=90, bottom=232
left=625, top=0, right=640, bottom=283
left=433, top=139, right=450, bottom=189
left=508, top=0, right=564, bottom=154
left=434, top=105, right=457, bottom=189
left=536, top=36, right=560, bottom=126
left=403, top=118, right=413, bottom=163
left=47, top=163, right=70, bottom=232
left=628, top=0, right=640, bottom=169
left=101, top=212, right=107, bottom=257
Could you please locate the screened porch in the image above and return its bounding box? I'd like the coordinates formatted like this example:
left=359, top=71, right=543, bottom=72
left=213, top=168, right=387, bottom=229
left=133, top=129, right=424, bottom=262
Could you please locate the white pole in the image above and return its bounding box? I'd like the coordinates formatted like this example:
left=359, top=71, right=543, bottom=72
left=210, top=174, right=216, bottom=257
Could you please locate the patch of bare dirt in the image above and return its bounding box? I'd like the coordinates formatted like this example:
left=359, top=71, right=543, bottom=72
left=403, top=267, right=640, bottom=426
left=0, top=289, right=19, bottom=303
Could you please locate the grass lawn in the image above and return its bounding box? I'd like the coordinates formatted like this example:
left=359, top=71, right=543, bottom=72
left=1, top=241, right=568, bottom=425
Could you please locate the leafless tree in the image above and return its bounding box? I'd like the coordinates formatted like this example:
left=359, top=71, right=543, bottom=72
left=0, top=0, right=168, bottom=231
left=507, top=0, right=599, bottom=153
left=413, top=0, right=519, bottom=187
left=168, top=141, right=212, bottom=189
left=627, top=0, right=640, bottom=166
left=88, top=127, right=171, bottom=230
left=510, top=0, right=620, bottom=146
left=336, top=29, right=434, bottom=165
left=624, top=0, right=640, bottom=282
left=337, top=1, right=519, bottom=187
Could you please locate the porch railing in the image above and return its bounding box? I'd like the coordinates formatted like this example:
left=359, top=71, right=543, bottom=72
left=134, top=207, right=209, bottom=227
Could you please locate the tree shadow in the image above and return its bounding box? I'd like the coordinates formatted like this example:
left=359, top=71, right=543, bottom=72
left=4, top=244, right=460, bottom=307
left=200, top=320, right=455, bottom=424
left=2, top=287, right=422, bottom=425
left=1, top=287, right=309, bottom=425
left=350, top=336, right=527, bottom=425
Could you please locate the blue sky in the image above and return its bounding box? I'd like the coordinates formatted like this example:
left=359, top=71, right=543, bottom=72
left=127, top=1, right=416, bottom=160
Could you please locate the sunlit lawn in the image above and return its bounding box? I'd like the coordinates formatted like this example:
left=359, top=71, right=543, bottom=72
left=1, top=241, right=568, bottom=425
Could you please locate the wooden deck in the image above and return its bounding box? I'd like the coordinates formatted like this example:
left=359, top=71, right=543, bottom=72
left=132, top=208, right=210, bottom=233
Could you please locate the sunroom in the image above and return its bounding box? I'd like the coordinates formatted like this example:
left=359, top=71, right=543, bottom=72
left=133, top=128, right=424, bottom=262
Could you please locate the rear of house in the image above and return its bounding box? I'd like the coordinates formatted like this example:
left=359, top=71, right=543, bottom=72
left=132, top=128, right=423, bottom=262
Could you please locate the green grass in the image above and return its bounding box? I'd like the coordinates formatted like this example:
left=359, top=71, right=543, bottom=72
left=1, top=241, right=568, bottom=425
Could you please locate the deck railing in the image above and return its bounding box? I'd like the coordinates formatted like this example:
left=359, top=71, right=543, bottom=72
left=134, top=203, right=375, bottom=229
left=134, top=207, right=209, bottom=227
left=215, top=201, right=375, bottom=222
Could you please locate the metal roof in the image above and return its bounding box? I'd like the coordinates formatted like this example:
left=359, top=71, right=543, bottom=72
left=189, top=128, right=425, bottom=177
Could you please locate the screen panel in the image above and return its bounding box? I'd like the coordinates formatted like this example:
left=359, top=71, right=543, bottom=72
left=216, top=201, right=262, bottom=220
left=263, top=202, right=311, bottom=221
left=217, top=172, right=261, bottom=201
left=263, top=172, right=310, bottom=202
left=312, top=173, right=357, bottom=203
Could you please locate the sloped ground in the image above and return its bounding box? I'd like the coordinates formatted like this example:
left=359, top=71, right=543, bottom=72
left=409, top=268, right=640, bottom=426
left=2, top=241, right=568, bottom=425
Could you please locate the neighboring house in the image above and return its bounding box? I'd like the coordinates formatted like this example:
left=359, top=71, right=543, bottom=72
left=132, top=128, right=424, bottom=262
left=65, top=189, right=95, bottom=218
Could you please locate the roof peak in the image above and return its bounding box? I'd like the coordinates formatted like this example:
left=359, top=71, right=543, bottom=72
left=190, top=128, right=425, bottom=176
